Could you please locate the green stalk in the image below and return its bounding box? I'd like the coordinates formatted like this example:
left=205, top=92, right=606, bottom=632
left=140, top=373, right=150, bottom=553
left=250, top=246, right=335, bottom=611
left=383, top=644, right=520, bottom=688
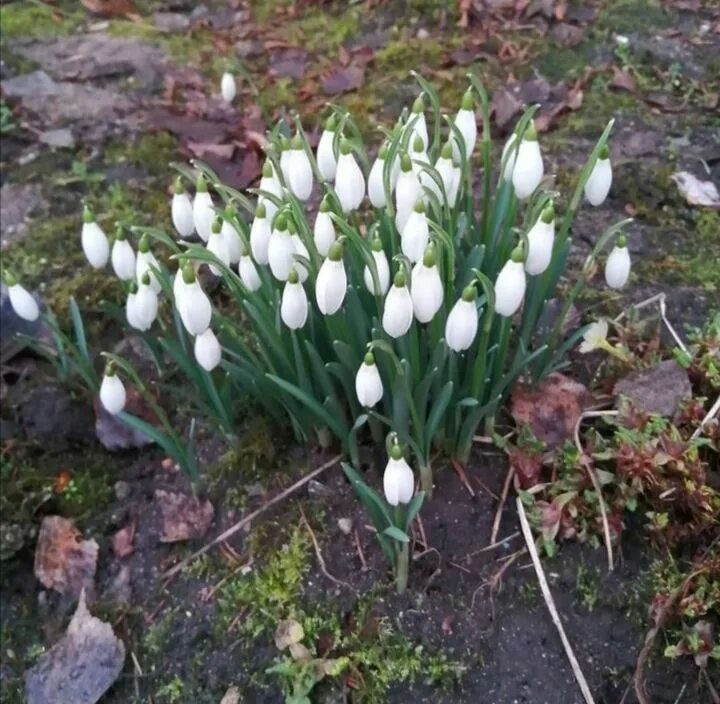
left=396, top=542, right=409, bottom=594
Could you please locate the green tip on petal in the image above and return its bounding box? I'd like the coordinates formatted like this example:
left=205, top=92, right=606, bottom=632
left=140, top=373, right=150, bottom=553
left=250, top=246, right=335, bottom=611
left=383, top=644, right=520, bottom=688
left=174, top=176, right=184, bottom=194
left=400, top=152, right=412, bottom=172
left=128, top=280, right=138, bottom=294
left=196, top=174, right=208, bottom=193
left=287, top=268, right=299, bottom=284
left=319, top=197, right=330, bottom=213
left=328, top=240, right=343, bottom=261
left=422, top=245, right=437, bottom=268
left=411, top=94, right=424, bottom=113
left=287, top=218, right=297, bottom=235
left=212, top=216, right=222, bottom=234
left=141, top=272, right=151, bottom=286
left=371, top=237, right=383, bottom=252
left=104, top=362, right=116, bottom=377
left=524, top=120, right=538, bottom=142
left=256, top=202, right=266, bottom=218
left=3, top=270, right=17, bottom=287
left=440, top=142, right=453, bottom=160
left=138, top=234, right=150, bottom=253
left=394, top=270, right=406, bottom=288
left=262, top=161, right=273, bottom=178
left=462, top=284, right=476, bottom=302
left=461, top=89, right=474, bottom=111
left=510, top=246, right=525, bottom=263
left=379, top=143, right=389, bottom=160
left=598, top=145, right=610, bottom=160
left=616, top=233, right=627, bottom=248
left=339, top=138, right=352, bottom=156
left=115, top=225, right=126, bottom=241
left=83, top=204, right=94, bottom=223
left=182, top=263, right=196, bottom=284
left=274, top=213, right=288, bottom=231
left=291, top=134, right=304, bottom=150
left=280, top=136, right=291, bottom=150
left=390, top=443, right=404, bottom=460
left=412, top=135, right=424, bottom=153
left=325, top=113, right=337, bottom=131
left=364, top=351, right=375, bottom=366
left=413, top=199, right=425, bottom=214
left=541, top=204, right=555, bottom=224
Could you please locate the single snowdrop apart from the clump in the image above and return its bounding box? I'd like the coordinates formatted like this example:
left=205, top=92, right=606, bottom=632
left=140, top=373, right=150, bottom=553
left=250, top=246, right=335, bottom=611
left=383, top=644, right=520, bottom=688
left=335, top=139, right=365, bottom=213
left=411, top=245, right=444, bottom=324
left=395, top=152, right=422, bottom=234
left=4, top=271, right=39, bottom=322
left=605, top=234, right=631, bottom=289
left=585, top=145, right=613, bottom=206
left=220, top=71, right=236, bottom=103
left=171, top=177, right=195, bottom=239
left=501, top=133, right=518, bottom=183
left=178, top=264, right=212, bottom=336
left=445, top=285, right=479, bottom=353
left=494, top=246, right=527, bottom=317
left=99, top=364, right=126, bottom=415
left=193, top=174, right=215, bottom=243
left=81, top=204, right=109, bottom=269
left=511, top=121, right=544, bottom=200
left=578, top=319, right=609, bottom=354
left=313, top=197, right=336, bottom=257
left=239, top=243, right=262, bottom=292
left=383, top=443, right=415, bottom=507
left=367, top=143, right=389, bottom=208
left=316, top=113, right=338, bottom=182
left=194, top=328, right=222, bottom=371
left=133, top=272, right=159, bottom=331
left=315, top=240, right=347, bottom=315
left=524, top=204, right=555, bottom=276
left=249, top=202, right=271, bottom=265
left=135, top=234, right=162, bottom=293
left=452, top=89, right=477, bottom=164
left=267, top=213, right=295, bottom=282
left=435, top=142, right=460, bottom=207
left=258, top=160, right=282, bottom=225
left=280, top=268, right=308, bottom=330
left=363, top=236, right=390, bottom=296
left=355, top=352, right=383, bottom=408
left=221, top=206, right=243, bottom=265
left=287, top=133, right=313, bottom=201
left=111, top=226, right=136, bottom=282
left=207, top=216, right=230, bottom=276
left=408, top=93, right=428, bottom=151
left=401, top=200, right=430, bottom=264
left=382, top=269, right=414, bottom=339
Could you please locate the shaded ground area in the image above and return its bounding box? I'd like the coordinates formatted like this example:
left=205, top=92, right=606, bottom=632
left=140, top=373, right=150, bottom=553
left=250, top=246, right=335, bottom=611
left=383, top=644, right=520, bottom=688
left=1, top=1, right=719, bottom=703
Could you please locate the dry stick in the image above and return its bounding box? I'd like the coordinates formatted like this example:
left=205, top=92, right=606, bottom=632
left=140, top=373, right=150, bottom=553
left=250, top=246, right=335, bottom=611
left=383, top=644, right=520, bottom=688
left=690, top=394, right=720, bottom=441
left=130, top=651, right=143, bottom=701
left=353, top=528, right=368, bottom=572
left=516, top=496, right=596, bottom=704
left=451, top=459, right=476, bottom=497
left=470, top=548, right=525, bottom=609
left=490, top=466, right=514, bottom=545
left=163, top=454, right=342, bottom=579
left=462, top=530, right=521, bottom=562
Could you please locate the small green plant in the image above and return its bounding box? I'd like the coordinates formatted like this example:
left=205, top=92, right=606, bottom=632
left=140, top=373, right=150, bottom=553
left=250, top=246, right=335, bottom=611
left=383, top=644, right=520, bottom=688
left=576, top=565, right=599, bottom=611
left=155, top=674, right=185, bottom=704
left=0, top=100, right=16, bottom=134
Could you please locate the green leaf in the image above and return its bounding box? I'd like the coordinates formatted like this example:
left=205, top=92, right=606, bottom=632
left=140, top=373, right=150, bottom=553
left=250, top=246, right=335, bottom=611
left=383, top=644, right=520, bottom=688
left=382, top=526, right=409, bottom=543
left=341, top=463, right=393, bottom=532
left=69, top=297, right=90, bottom=363
left=425, top=381, right=454, bottom=449
left=404, top=492, right=425, bottom=530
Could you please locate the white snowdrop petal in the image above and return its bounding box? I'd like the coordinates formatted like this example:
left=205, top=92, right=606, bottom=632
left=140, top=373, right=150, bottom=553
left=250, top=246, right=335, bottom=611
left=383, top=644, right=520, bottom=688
left=316, top=129, right=337, bottom=182
left=81, top=222, right=110, bottom=269
left=180, top=280, right=212, bottom=335
left=250, top=215, right=271, bottom=265
left=335, top=152, right=365, bottom=213
left=171, top=193, right=195, bottom=239
left=512, top=139, right=544, bottom=200
left=585, top=158, right=613, bottom=206
left=411, top=263, right=443, bottom=323
left=239, top=255, right=262, bottom=292
left=355, top=363, right=383, bottom=408
left=193, top=191, right=215, bottom=242
left=315, top=258, right=347, bottom=315
left=8, top=284, right=39, bottom=322
left=313, top=210, right=336, bottom=257
left=288, top=149, right=313, bottom=201
left=383, top=457, right=414, bottom=506
left=394, top=169, right=422, bottom=233
left=382, top=285, right=414, bottom=338
left=221, top=72, right=237, bottom=103
left=400, top=210, right=429, bottom=264
left=363, top=250, right=391, bottom=296
left=100, top=374, right=126, bottom=415
left=291, top=235, right=310, bottom=283
left=136, top=251, right=162, bottom=293
left=445, top=299, right=478, bottom=352
left=452, top=108, right=477, bottom=163
left=367, top=157, right=386, bottom=208
left=194, top=328, right=222, bottom=371
left=494, top=260, right=527, bottom=317
left=524, top=219, right=555, bottom=276
left=221, top=220, right=243, bottom=265
left=268, top=230, right=295, bottom=281
left=281, top=281, right=308, bottom=329
left=111, top=239, right=136, bottom=281
left=605, top=246, right=631, bottom=289
left=134, top=283, right=159, bottom=331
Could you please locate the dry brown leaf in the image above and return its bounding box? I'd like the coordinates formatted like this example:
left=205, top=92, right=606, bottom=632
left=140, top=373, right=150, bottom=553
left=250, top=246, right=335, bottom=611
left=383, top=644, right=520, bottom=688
left=155, top=490, right=214, bottom=543
left=322, top=65, right=365, bottom=95
left=611, top=66, right=637, bottom=93
left=111, top=523, right=135, bottom=559
left=508, top=447, right=543, bottom=488
left=81, top=0, right=139, bottom=19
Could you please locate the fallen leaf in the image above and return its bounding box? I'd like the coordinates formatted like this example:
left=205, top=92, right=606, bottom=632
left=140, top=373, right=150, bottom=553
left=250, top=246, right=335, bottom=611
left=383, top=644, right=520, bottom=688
left=80, top=0, right=138, bottom=18
left=155, top=490, right=215, bottom=543
left=186, top=141, right=236, bottom=160
left=338, top=45, right=351, bottom=67
left=511, top=373, right=593, bottom=448
left=509, top=448, right=543, bottom=488
left=34, top=517, right=98, bottom=598
left=220, top=686, right=241, bottom=704
left=492, top=76, right=552, bottom=129
left=322, top=65, right=365, bottom=95
left=491, top=88, right=522, bottom=129
left=275, top=619, right=305, bottom=650
left=550, top=23, right=585, bottom=47
left=614, top=359, right=692, bottom=418
left=24, top=591, right=125, bottom=704
left=671, top=171, right=720, bottom=207
left=111, top=524, right=135, bottom=559
left=611, top=66, right=637, bottom=93
left=269, top=48, right=307, bottom=80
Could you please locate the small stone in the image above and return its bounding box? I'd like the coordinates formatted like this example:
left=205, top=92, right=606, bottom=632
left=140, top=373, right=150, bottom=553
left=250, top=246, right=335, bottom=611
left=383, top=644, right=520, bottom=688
left=416, top=28, right=430, bottom=39
left=614, top=359, right=692, bottom=418
left=113, top=481, right=131, bottom=501
left=153, top=12, right=190, bottom=33
left=337, top=518, right=353, bottom=535
left=38, top=128, right=75, bottom=149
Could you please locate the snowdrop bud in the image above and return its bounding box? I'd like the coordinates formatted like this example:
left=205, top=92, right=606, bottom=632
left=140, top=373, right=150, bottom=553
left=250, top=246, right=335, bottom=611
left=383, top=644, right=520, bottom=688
left=368, top=143, right=388, bottom=208
left=445, top=285, right=478, bottom=352
left=81, top=205, right=109, bottom=269
left=409, top=94, right=428, bottom=150
left=171, top=178, right=195, bottom=239
left=501, top=134, right=518, bottom=183
left=411, top=135, right=430, bottom=179
left=411, top=246, right=443, bottom=324
left=179, top=264, right=212, bottom=335
left=258, top=160, right=282, bottom=224
left=125, top=282, right=141, bottom=330
left=363, top=237, right=390, bottom=295
left=401, top=200, right=429, bottom=264
left=585, top=145, right=613, bottom=206
left=268, top=213, right=295, bottom=281
left=605, top=235, right=631, bottom=290
left=193, top=174, right=215, bottom=242
left=335, top=139, right=365, bottom=213
left=290, top=228, right=309, bottom=284
left=435, top=142, right=458, bottom=207
left=494, top=247, right=527, bottom=317
left=207, top=216, right=230, bottom=276
left=111, top=227, right=136, bottom=281
left=383, top=444, right=414, bottom=506
left=452, top=89, right=477, bottom=163
left=173, top=262, right=187, bottom=305
left=382, top=270, right=414, bottom=338
left=524, top=205, right=555, bottom=276
left=315, top=240, right=347, bottom=315
left=395, top=153, right=422, bottom=233
left=287, top=134, right=313, bottom=201
left=281, top=269, right=308, bottom=329
left=512, top=121, right=544, bottom=200
left=135, top=235, right=162, bottom=293
left=355, top=352, right=383, bottom=408
left=194, top=328, right=222, bottom=371
left=221, top=207, right=243, bottom=265
left=239, top=245, right=262, bottom=292
left=250, top=203, right=271, bottom=265
left=4, top=271, right=39, bottom=322
left=134, top=272, right=159, bottom=331
left=220, top=71, right=236, bottom=103
left=99, top=364, right=126, bottom=415
left=316, top=113, right=338, bottom=182
left=313, top=198, right=336, bottom=257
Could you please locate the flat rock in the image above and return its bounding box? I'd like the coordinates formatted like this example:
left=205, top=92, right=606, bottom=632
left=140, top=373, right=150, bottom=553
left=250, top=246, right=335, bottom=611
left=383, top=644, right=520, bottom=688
left=0, top=183, right=46, bottom=246
left=0, top=70, right=58, bottom=98
left=20, top=386, right=95, bottom=447
left=153, top=11, right=190, bottom=33
left=614, top=359, right=692, bottom=417
left=38, top=128, right=75, bottom=149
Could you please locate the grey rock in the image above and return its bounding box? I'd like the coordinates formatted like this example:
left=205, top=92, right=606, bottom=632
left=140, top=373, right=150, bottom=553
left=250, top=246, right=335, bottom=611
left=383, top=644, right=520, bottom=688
left=1, top=70, right=58, bottom=98
left=21, top=386, right=95, bottom=447
left=153, top=11, right=190, bottom=33
left=614, top=359, right=692, bottom=418
left=39, top=128, right=75, bottom=149
left=0, top=183, right=45, bottom=247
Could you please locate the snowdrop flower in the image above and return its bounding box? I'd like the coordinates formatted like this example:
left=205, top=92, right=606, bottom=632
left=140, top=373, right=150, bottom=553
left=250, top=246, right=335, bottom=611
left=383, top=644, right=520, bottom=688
left=501, top=133, right=518, bottom=183
left=494, top=247, right=527, bottom=317
left=178, top=264, right=212, bottom=336
left=287, top=134, right=313, bottom=201
left=220, top=71, right=236, bottom=103
left=238, top=245, right=262, bottom=292
left=173, top=261, right=188, bottom=306
left=367, top=143, right=389, bottom=208
left=194, top=328, right=222, bottom=371
left=81, top=205, right=109, bottom=269
left=280, top=269, right=308, bottom=329
left=355, top=352, right=383, bottom=408
left=584, top=145, right=613, bottom=206
left=435, top=142, right=459, bottom=207
left=249, top=203, right=271, bottom=265
left=511, top=121, right=544, bottom=200
left=171, top=177, right=195, bottom=239
left=335, top=139, right=365, bottom=213
left=524, top=205, right=555, bottom=276
left=408, top=94, right=428, bottom=151
left=316, top=113, right=338, bottom=182
left=395, top=153, right=422, bottom=233
left=111, top=227, right=136, bottom=282
left=279, top=136, right=292, bottom=185
left=363, top=237, right=390, bottom=296
left=401, top=200, right=429, bottom=264
left=133, top=273, right=159, bottom=331
left=135, top=234, right=161, bottom=293
left=445, top=285, right=478, bottom=352
left=207, top=216, right=230, bottom=276
left=289, top=223, right=309, bottom=283
left=313, top=197, right=336, bottom=257
left=411, top=246, right=443, bottom=324
left=383, top=443, right=414, bottom=506
left=193, top=174, right=215, bottom=242
left=382, top=270, right=413, bottom=338
left=315, top=240, right=347, bottom=315
left=221, top=207, right=243, bottom=265
left=605, top=235, right=631, bottom=289
left=99, top=364, right=126, bottom=415
left=125, top=282, right=141, bottom=330
left=452, top=89, right=477, bottom=164
left=258, top=160, right=282, bottom=224
left=578, top=319, right=609, bottom=354
left=4, top=271, right=39, bottom=322
left=267, top=213, right=295, bottom=281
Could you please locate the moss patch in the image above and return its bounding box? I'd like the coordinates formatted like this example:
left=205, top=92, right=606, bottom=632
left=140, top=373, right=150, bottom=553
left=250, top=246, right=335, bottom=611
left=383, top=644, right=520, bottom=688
left=0, top=2, right=83, bottom=40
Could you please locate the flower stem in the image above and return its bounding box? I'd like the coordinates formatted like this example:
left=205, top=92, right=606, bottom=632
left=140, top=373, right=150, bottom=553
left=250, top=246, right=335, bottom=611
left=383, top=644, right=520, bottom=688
left=396, top=541, right=409, bottom=594
left=419, top=461, right=433, bottom=496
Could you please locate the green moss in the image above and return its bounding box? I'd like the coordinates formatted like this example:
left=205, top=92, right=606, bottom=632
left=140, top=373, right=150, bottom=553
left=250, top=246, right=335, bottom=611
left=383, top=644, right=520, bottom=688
left=0, top=2, right=82, bottom=40
left=597, top=0, right=674, bottom=33
left=106, top=131, right=178, bottom=177
left=375, top=36, right=445, bottom=75
left=534, top=40, right=598, bottom=83
left=291, top=6, right=360, bottom=52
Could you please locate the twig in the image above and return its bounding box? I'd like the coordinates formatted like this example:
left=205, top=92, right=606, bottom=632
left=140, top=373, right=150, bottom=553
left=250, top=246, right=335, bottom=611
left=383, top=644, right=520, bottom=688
left=416, top=513, right=428, bottom=550
left=201, top=557, right=254, bottom=603
left=490, top=466, right=514, bottom=545
left=451, top=459, right=476, bottom=497
left=613, top=292, right=688, bottom=353
left=163, top=454, right=342, bottom=579
left=702, top=669, right=720, bottom=704
left=462, top=531, right=521, bottom=561
left=672, top=683, right=687, bottom=704
left=516, top=496, right=596, bottom=704
left=470, top=548, right=525, bottom=609
left=690, top=394, right=720, bottom=441
left=130, top=651, right=143, bottom=701
left=353, top=528, right=368, bottom=572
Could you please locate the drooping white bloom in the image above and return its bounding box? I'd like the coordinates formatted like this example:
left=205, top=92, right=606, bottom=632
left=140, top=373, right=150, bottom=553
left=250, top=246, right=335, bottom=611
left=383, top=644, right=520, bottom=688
left=382, top=271, right=413, bottom=338
left=452, top=90, right=477, bottom=164
left=291, top=232, right=309, bottom=283
left=335, top=140, right=365, bottom=213
left=383, top=447, right=415, bottom=506
left=267, top=214, right=295, bottom=281
left=249, top=203, right=271, bottom=265
left=512, top=122, right=544, bottom=200
left=238, top=250, right=262, bottom=292
left=355, top=352, right=383, bottom=408
left=524, top=206, right=555, bottom=276
left=585, top=147, right=613, bottom=206
left=135, top=235, right=162, bottom=293
left=579, top=319, right=609, bottom=354
left=258, top=161, right=282, bottom=224
left=207, top=217, right=230, bottom=276
left=99, top=368, right=126, bottom=415
left=220, top=72, right=236, bottom=103
left=315, top=241, right=347, bottom=315
left=501, top=134, right=518, bottom=183
left=401, top=201, right=429, bottom=264
left=368, top=144, right=389, bottom=208
left=221, top=212, right=243, bottom=265
left=193, top=175, right=215, bottom=242
left=178, top=266, right=212, bottom=335
left=125, top=287, right=141, bottom=330
left=605, top=236, right=631, bottom=289
left=111, top=230, right=136, bottom=281
left=287, top=134, right=313, bottom=201
left=411, top=248, right=443, bottom=324
left=313, top=198, right=335, bottom=257
left=81, top=206, right=109, bottom=269
left=363, top=239, right=390, bottom=296
left=445, top=287, right=478, bottom=352
left=134, top=275, right=159, bottom=331
left=194, top=328, right=222, bottom=371
left=280, top=270, right=308, bottom=329
left=394, top=153, right=422, bottom=233
left=316, top=114, right=337, bottom=182
left=408, top=95, right=428, bottom=150
left=5, top=274, right=39, bottom=322
left=173, top=264, right=187, bottom=306
left=494, top=250, right=527, bottom=317
left=171, top=179, right=195, bottom=239
left=435, top=143, right=459, bottom=207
